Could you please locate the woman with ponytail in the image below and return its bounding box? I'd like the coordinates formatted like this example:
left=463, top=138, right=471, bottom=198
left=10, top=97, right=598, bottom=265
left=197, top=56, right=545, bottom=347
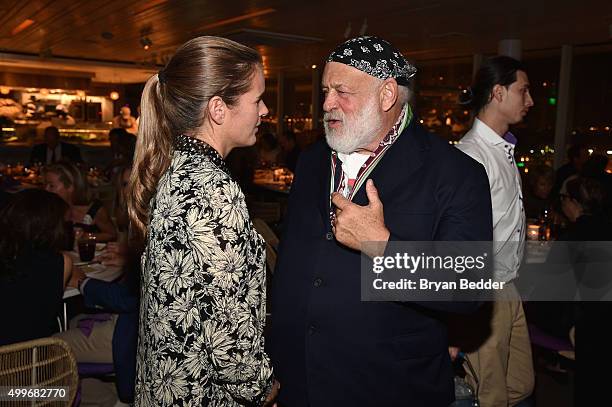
left=128, top=36, right=277, bottom=406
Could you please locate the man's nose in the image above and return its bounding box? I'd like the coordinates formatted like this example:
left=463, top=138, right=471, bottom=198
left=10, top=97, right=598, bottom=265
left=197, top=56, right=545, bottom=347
left=323, top=92, right=337, bottom=112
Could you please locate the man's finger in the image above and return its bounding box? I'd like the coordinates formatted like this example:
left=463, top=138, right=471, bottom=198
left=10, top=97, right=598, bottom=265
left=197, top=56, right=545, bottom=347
left=365, top=179, right=382, bottom=208
left=331, top=192, right=353, bottom=210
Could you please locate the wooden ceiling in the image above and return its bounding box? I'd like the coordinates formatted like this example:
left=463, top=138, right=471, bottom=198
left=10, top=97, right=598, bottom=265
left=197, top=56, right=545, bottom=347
left=0, top=0, right=611, bottom=83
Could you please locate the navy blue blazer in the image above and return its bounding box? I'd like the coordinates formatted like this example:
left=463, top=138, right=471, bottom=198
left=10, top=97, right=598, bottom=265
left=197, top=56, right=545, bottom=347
left=269, top=119, right=493, bottom=407
left=82, top=277, right=138, bottom=403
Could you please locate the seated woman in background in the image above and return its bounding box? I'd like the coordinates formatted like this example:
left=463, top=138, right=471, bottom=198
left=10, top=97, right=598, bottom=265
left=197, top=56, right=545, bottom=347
left=45, top=161, right=117, bottom=242
left=527, top=176, right=612, bottom=344
left=0, top=189, right=73, bottom=345
left=523, top=164, right=555, bottom=219
left=560, top=176, right=611, bottom=239
left=111, top=164, right=132, bottom=244
left=55, top=241, right=141, bottom=404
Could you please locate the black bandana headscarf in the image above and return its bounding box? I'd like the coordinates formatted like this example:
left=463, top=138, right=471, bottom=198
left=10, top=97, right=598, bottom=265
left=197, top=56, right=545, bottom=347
left=327, top=35, right=417, bottom=85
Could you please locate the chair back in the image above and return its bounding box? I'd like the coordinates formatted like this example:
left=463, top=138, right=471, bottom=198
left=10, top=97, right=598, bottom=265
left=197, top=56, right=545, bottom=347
left=0, top=337, right=78, bottom=406
left=252, top=218, right=279, bottom=274
left=248, top=201, right=281, bottom=224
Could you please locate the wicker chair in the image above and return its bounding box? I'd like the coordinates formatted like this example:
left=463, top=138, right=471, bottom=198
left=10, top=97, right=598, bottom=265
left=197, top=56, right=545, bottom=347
left=0, top=337, right=78, bottom=406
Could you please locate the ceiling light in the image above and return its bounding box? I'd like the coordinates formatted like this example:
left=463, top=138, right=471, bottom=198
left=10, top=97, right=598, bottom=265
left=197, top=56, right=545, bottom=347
left=0, top=87, right=10, bottom=95
left=140, top=37, right=152, bottom=50
left=110, top=91, right=120, bottom=100
left=11, top=19, right=34, bottom=36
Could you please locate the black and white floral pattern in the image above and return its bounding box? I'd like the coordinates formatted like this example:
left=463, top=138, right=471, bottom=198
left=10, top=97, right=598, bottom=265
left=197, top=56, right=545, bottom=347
left=135, top=134, right=273, bottom=406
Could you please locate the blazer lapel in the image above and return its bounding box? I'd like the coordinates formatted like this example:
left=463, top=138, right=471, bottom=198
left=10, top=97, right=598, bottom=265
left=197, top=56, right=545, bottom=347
left=352, top=119, right=430, bottom=206
left=317, top=144, right=333, bottom=227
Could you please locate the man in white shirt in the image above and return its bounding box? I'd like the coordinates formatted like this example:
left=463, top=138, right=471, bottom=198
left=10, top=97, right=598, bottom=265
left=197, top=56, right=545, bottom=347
left=455, top=56, right=535, bottom=406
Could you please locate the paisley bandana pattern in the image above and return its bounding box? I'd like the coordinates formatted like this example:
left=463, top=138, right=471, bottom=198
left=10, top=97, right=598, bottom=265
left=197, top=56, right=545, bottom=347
left=327, top=36, right=417, bottom=85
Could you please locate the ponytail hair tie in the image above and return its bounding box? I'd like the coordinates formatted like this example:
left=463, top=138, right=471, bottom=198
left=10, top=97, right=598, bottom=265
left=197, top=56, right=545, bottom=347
left=158, top=69, right=167, bottom=84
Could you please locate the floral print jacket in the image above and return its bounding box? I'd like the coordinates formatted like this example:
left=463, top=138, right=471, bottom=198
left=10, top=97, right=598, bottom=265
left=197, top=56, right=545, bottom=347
left=135, top=135, right=273, bottom=406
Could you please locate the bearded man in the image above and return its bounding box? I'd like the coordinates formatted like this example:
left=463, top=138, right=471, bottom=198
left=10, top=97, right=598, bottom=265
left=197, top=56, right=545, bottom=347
left=269, top=36, right=493, bottom=407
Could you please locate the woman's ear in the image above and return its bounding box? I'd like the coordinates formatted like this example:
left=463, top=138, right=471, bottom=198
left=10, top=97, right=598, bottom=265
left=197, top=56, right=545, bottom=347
left=207, top=96, right=226, bottom=125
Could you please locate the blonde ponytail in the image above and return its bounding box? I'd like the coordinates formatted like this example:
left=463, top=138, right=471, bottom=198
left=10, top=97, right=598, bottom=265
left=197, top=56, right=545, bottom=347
left=126, top=36, right=261, bottom=239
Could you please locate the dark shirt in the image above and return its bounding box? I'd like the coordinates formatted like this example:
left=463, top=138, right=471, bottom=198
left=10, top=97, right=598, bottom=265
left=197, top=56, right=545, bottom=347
left=0, top=248, right=64, bottom=345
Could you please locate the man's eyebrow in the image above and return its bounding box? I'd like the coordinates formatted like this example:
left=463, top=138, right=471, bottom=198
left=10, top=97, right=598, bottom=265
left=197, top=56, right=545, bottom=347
left=322, top=82, right=350, bottom=91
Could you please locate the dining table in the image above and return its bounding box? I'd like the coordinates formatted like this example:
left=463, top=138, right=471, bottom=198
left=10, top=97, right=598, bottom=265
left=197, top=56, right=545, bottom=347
left=60, top=244, right=123, bottom=331
left=252, top=168, right=293, bottom=195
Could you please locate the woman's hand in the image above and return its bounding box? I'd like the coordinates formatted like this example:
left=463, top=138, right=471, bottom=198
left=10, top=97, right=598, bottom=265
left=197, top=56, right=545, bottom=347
left=68, top=265, right=86, bottom=288
left=263, top=380, right=280, bottom=407
left=95, top=247, right=127, bottom=267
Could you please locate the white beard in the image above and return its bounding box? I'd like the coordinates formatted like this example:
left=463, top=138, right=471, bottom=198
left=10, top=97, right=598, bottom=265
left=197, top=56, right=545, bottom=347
left=324, top=97, right=384, bottom=154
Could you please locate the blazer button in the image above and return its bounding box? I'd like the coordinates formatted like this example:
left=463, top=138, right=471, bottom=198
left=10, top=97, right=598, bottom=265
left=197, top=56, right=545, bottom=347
left=314, top=278, right=322, bottom=287
left=308, top=324, right=316, bottom=335
left=325, top=232, right=334, bottom=241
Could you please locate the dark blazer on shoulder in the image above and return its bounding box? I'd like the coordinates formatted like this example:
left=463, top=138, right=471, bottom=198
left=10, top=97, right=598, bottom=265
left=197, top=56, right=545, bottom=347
left=29, top=142, right=83, bottom=165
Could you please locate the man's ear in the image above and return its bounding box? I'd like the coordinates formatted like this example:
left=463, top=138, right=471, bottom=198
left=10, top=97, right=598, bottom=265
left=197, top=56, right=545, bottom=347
left=491, top=84, right=505, bottom=103
left=208, top=96, right=226, bottom=125
left=380, top=79, right=399, bottom=112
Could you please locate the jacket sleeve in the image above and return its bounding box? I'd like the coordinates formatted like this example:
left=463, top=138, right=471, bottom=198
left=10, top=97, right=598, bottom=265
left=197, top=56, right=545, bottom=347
left=82, top=278, right=138, bottom=313
left=386, top=157, right=493, bottom=314
left=434, top=158, right=493, bottom=242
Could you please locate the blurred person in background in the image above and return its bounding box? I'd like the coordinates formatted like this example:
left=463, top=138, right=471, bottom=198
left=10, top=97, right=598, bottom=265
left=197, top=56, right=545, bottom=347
left=53, top=104, right=76, bottom=126
left=55, top=240, right=140, bottom=406
left=111, top=164, right=132, bottom=243
left=553, top=144, right=589, bottom=196
left=113, top=106, right=138, bottom=135
left=30, top=126, right=82, bottom=165
left=580, top=154, right=612, bottom=217
left=277, top=130, right=301, bottom=172
left=257, top=131, right=281, bottom=167
left=0, top=189, right=73, bottom=345
left=45, top=161, right=117, bottom=242
left=523, top=164, right=555, bottom=219
left=105, top=127, right=136, bottom=179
